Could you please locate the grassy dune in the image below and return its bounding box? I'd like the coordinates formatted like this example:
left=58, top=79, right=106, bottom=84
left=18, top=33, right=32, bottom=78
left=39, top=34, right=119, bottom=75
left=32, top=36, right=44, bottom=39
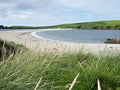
left=0, top=40, right=120, bottom=90
left=0, top=39, right=23, bottom=60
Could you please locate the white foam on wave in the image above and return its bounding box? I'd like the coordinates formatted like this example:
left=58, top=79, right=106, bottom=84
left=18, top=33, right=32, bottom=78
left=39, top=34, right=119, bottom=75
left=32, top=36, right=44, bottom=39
left=31, top=31, right=46, bottom=39
left=31, top=30, right=58, bottom=42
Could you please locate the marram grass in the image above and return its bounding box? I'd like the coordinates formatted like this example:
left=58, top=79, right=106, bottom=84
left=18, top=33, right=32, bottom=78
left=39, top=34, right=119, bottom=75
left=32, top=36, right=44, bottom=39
left=0, top=48, right=120, bottom=90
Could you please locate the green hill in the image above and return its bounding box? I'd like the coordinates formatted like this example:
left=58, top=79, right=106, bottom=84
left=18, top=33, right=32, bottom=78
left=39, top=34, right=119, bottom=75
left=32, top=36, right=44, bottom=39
left=1, top=20, right=120, bottom=29
left=50, top=20, right=120, bottom=30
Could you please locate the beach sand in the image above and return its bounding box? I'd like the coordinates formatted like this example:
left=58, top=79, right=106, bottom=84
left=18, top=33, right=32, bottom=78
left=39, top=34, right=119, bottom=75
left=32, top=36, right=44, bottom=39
left=0, top=29, right=120, bottom=54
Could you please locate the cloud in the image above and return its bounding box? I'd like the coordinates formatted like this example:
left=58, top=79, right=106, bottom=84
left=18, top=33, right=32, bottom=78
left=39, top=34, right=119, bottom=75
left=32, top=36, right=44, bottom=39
left=0, top=0, right=12, bottom=2
left=0, top=0, right=120, bottom=26
left=0, top=0, right=53, bottom=23
left=0, top=0, right=52, bottom=11
left=56, top=0, right=120, bottom=14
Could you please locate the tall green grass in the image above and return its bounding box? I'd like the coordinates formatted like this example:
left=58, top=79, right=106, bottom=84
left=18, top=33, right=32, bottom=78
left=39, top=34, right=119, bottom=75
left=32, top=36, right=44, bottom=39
left=0, top=39, right=23, bottom=61
left=0, top=47, right=120, bottom=90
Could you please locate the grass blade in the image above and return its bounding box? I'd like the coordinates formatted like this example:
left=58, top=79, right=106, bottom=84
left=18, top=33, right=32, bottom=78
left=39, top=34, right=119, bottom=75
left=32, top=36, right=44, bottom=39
left=69, top=73, right=80, bottom=90
left=34, top=77, right=42, bottom=90
left=98, top=79, right=101, bottom=90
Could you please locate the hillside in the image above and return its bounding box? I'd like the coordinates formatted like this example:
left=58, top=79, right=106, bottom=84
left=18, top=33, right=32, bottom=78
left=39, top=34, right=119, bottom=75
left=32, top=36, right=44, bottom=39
left=0, top=20, right=120, bottom=29
left=50, top=20, right=120, bottom=30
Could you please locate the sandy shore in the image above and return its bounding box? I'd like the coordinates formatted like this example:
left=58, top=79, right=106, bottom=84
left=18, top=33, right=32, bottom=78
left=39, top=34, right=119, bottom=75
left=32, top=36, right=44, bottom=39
left=0, top=29, right=120, bottom=54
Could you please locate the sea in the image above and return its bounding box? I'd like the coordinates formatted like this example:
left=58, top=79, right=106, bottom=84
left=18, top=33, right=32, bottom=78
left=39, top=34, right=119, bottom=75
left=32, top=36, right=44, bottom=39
left=34, top=29, right=120, bottom=43
left=0, top=29, right=120, bottom=43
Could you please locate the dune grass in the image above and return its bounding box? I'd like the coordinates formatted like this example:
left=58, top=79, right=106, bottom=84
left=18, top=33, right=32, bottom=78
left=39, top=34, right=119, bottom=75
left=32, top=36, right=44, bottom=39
left=0, top=39, right=120, bottom=90
left=0, top=45, right=120, bottom=90
left=0, top=39, right=24, bottom=61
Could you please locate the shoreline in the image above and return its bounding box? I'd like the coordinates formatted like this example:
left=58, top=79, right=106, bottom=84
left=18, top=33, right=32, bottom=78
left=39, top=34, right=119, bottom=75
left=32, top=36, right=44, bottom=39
left=0, top=29, right=120, bottom=54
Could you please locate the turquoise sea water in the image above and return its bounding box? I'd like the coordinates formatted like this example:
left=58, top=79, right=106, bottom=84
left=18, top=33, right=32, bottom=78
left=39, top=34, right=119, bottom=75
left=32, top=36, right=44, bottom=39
left=36, top=30, right=120, bottom=43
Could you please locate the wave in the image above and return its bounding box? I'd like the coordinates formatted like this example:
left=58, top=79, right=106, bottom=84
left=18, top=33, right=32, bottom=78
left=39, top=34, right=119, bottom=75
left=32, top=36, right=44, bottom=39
left=31, top=31, right=45, bottom=39
left=31, top=30, right=59, bottom=42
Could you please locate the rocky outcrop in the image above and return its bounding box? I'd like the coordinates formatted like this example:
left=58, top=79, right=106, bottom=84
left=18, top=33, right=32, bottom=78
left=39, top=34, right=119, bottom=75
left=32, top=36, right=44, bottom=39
left=104, top=38, right=120, bottom=44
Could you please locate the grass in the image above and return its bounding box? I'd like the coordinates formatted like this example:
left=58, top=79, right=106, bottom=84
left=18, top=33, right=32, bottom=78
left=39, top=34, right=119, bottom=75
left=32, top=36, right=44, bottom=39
left=0, top=39, right=24, bottom=61
left=0, top=43, right=120, bottom=90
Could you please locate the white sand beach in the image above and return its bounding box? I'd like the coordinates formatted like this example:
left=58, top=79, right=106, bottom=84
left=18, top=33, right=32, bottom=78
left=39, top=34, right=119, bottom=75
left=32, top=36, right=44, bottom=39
left=0, top=29, right=120, bottom=54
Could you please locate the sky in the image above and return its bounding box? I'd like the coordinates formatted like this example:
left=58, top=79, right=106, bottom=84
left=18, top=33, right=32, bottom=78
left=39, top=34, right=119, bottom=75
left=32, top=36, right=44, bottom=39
left=0, top=0, right=120, bottom=26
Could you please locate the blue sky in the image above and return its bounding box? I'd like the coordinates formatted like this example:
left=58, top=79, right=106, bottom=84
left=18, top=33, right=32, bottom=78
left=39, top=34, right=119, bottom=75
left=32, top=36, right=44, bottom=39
left=0, top=0, right=120, bottom=26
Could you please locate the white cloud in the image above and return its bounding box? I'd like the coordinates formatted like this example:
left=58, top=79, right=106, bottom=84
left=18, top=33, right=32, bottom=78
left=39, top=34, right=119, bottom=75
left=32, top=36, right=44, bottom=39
left=0, top=0, right=120, bottom=25
left=7, top=11, right=32, bottom=19
left=56, top=0, right=120, bottom=14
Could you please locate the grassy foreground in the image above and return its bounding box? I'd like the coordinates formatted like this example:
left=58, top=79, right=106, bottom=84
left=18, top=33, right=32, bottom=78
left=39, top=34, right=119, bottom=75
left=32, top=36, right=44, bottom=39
left=0, top=41, right=120, bottom=90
